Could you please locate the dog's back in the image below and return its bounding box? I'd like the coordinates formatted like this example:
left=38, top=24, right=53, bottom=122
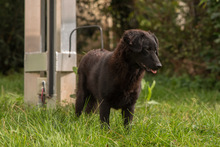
left=78, top=49, right=111, bottom=74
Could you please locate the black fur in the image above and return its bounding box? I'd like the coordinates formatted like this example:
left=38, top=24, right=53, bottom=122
left=75, top=29, right=162, bottom=127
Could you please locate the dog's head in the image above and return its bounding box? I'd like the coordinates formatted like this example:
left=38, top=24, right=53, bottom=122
left=123, top=29, right=162, bottom=74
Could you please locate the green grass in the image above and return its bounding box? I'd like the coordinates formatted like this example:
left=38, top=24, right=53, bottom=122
left=0, top=73, right=219, bottom=146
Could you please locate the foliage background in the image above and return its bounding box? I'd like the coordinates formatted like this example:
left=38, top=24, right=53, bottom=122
left=0, top=0, right=24, bottom=74
left=0, top=0, right=219, bottom=88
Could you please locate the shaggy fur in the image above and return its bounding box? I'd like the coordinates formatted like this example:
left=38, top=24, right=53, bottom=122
left=75, top=29, right=162, bottom=127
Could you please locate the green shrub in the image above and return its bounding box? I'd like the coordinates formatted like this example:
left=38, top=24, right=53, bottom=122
left=0, top=0, right=24, bottom=74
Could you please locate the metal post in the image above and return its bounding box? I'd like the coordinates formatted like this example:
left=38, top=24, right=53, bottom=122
left=52, top=0, right=77, bottom=105
left=24, top=0, right=46, bottom=105
left=48, top=0, right=55, bottom=98
left=24, top=0, right=77, bottom=106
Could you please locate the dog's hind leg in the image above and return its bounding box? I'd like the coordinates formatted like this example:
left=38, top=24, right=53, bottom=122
left=85, top=96, right=98, bottom=114
left=75, top=73, right=89, bottom=117
left=75, top=92, right=87, bottom=117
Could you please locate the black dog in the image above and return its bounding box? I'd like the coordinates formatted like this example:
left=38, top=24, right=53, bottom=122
left=75, top=29, right=162, bottom=127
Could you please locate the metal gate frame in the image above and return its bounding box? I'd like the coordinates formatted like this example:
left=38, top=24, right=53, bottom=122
left=24, top=0, right=76, bottom=106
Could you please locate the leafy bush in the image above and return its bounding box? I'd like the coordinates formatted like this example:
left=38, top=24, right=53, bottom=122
left=0, top=0, right=24, bottom=74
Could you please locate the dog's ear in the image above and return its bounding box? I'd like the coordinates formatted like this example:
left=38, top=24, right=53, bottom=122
left=123, top=31, right=143, bottom=52
left=149, top=32, right=159, bottom=47
left=132, top=36, right=143, bottom=52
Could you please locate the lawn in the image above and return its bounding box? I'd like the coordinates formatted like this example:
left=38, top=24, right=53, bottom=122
left=0, top=73, right=219, bottom=146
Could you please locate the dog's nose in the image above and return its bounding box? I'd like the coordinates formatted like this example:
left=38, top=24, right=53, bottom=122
left=156, top=63, right=162, bottom=69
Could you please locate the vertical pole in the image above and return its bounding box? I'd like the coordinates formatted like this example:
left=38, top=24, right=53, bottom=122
left=24, top=0, right=46, bottom=105
left=54, top=0, right=77, bottom=105
left=48, top=0, right=55, bottom=98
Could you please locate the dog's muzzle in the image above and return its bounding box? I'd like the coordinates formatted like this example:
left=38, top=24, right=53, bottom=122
left=136, top=62, right=161, bottom=74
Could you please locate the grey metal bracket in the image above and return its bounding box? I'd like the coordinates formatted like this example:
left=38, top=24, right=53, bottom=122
left=69, top=25, right=104, bottom=57
left=24, top=53, right=47, bottom=72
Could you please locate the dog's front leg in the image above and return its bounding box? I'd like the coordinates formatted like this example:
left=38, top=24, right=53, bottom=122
left=122, top=105, right=135, bottom=126
left=99, top=101, right=110, bottom=128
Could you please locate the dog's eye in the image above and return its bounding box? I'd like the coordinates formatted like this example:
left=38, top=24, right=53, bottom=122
left=146, top=48, right=151, bottom=52
left=143, top=48, right=149, bottom=55
left=143, top=46, right=150, bottom=50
